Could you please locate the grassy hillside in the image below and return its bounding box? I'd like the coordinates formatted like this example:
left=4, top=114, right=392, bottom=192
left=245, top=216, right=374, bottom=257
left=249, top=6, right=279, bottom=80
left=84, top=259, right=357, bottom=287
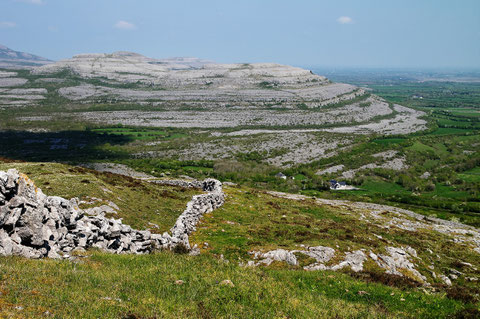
left=0, top=252, right=471, bottom=319
left=0, top=160, right=478, bottom=318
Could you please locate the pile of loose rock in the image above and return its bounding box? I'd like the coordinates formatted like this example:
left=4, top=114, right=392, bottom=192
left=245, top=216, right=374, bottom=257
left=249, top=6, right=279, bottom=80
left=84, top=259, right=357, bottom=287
left=0, top=169, right=224, bottom=258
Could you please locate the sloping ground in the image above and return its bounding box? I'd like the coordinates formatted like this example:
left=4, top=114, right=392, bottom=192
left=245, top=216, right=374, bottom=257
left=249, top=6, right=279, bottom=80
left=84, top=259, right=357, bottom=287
left=32, top=51, right=324, bottom=87
left=66, top=95, right=393, bottom=128
left=140, top=130, right=351, bottom=167
left=0, top=70, right=47, bottom=107
left=0, top=252, right=474, bottom=319
left=29, top=51, right=363, bottom=111
left=190, top=186, right=480, bottom=287
left=28, top=51, right=356, bottom=111
left=0, top=161, right=478, bottom=318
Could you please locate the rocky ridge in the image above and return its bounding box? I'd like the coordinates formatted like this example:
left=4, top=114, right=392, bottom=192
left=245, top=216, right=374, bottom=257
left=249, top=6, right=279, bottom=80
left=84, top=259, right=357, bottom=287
left=2, top=50, right=427, bottom=139
left=31, top=51, right=367, bottom=110
left=0, top=169, right=224, bottom=258
left=32, top=51, right=326, bottom=88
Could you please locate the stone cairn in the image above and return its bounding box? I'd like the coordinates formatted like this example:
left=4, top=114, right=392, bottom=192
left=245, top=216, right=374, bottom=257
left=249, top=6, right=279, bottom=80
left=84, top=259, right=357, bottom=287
left=0, top=169, right=224, bottom=258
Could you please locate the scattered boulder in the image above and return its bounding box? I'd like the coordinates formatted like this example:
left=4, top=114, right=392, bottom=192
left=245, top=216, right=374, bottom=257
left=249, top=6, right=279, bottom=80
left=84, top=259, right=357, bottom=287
left=251, top=247, right=367, bottom=273
left=373, top=247, right=427, bottom=282
left=302, top=246, right=336, bottom=271
left=248, top=245, right=444, bottom=284
left=420, top=172, right=431, bottom=179
left=330, top=250, right=367, bottom=272
left=83, top=205, right=117, bottom=216
left=302, top=245, right=336, bottom=263
left=250, top=249, right=298, bottom=266
left=440, top=275, right=452, bottom=286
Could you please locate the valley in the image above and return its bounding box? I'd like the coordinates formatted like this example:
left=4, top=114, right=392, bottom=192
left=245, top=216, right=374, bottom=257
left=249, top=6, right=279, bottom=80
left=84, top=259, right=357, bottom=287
left=0, top=47, right=478, bottom=318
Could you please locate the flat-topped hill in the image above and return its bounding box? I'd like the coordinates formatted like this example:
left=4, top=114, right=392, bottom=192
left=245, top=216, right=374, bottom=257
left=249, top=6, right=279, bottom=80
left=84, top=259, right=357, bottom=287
left=33, top=51, right=326, bottom=88
left=0, top=51, right=429, bottom=167
left=31, top=51, right=357, bottom=110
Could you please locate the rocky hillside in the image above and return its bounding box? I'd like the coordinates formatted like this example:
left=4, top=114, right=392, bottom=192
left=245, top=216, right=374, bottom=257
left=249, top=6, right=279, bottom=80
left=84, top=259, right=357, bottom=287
left=0, top=161, right=478, bottom=318
left=2, top=163, right=479, bottom=287
left=0, top=51, right=428, bottom=167
left=32, top=51, right=325, bottom=88
left=11, top=51, right=425, bottom=131
left=0, top=44, right=52, bottom=69
left=30, top=51, right=363, bottom=110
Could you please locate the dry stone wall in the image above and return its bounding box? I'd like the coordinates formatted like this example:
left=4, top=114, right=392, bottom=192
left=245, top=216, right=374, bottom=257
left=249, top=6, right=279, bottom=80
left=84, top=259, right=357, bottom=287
left=153, top=178, right=225, bottom=250
left=0, top=169, right=224, bottom=258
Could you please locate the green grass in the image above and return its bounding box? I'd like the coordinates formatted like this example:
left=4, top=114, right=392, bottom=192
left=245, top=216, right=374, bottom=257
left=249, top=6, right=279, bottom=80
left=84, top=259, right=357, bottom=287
left=458, top=167, right=480, bottom=183
left=0, top=160, right=478, bottom=318
left=181, top=165, right=214, bottom=173
left=294, top=174, right=307, bottom=180
left=432, top=184, right=470, bottom=200
left=91, top=127, right=188, bottom=141
left=408, top=141, right=435, bottom=153
left=372, top=138, right=406, bottom=145
left=0, top=252, right=468, bottom=319
left=356, top=180, right=412, bottom=197
left=435, top=118, right=480, bottom=129
left=191, top=186, right=480, bottom=282
left=451, top=111, right=480, bottom=117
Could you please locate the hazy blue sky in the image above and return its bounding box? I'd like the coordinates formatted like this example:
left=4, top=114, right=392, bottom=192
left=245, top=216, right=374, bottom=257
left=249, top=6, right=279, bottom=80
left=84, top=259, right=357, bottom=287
left=1, top=0, right=479, bottom=68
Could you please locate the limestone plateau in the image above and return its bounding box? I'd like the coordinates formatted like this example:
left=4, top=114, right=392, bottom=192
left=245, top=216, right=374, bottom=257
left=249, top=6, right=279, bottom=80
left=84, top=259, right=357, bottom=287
left=31, top=51, right=363, bottom=110
left=1, top=51, right=428, bottom=167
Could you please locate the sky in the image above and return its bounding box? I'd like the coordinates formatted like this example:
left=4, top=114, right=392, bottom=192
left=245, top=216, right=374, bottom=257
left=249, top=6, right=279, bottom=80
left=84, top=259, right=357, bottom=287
left=1, top=0, right=479, bottom=68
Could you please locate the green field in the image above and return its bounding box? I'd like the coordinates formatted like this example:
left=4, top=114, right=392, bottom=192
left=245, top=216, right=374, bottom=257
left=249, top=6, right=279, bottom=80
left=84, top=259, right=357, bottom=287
left=91, top=127, right=188, bottom=141
left=373, top=138, right=407, bottom=145
left=459, top=167, right=480, bottom=183
left=448, top=108, right=480, bottom=117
